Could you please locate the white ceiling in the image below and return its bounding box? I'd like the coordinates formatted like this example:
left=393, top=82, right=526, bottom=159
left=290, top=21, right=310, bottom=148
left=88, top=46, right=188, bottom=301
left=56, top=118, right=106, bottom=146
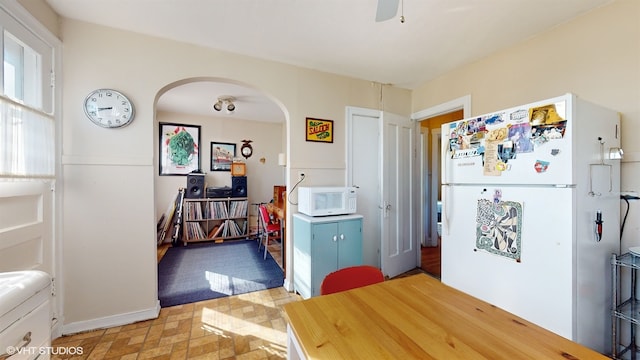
left=45, top=0, right=613, bottom=122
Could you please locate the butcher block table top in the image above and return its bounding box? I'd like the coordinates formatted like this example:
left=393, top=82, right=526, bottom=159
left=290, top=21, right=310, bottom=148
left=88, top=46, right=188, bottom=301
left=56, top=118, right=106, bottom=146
left=282, top=273, right=607, bottom=360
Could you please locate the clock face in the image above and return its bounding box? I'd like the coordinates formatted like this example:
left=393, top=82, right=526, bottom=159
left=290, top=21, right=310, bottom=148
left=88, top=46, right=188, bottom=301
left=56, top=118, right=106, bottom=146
left=241, top=144, right=253, bottom=158
left=83, top=89, right=135, bottom=128
left=231, top=163, right=246, bottom=176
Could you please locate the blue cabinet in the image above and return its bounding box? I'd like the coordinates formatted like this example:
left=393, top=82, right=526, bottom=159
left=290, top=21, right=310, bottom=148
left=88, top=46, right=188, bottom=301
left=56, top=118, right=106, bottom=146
left=292, top=213, right=363, bottom=299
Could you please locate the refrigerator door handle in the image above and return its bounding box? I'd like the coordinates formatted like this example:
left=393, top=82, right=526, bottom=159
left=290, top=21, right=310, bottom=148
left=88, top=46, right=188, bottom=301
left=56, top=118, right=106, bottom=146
left=443, top=185, right=450, bottom=235
left=442, top=136, right=448, bottom=184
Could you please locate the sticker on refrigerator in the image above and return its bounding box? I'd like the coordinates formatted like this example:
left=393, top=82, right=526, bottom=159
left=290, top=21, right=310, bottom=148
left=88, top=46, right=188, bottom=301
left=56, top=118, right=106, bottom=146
left=531, top=121, right=567, bottom=144
left=447, top=121, right=486, bottom=159
left=484, top=113, right=505, bottom=125
left=534, top=160, right=550, bottom=173
left=529, top=104, right=565, bottom=125
left=509, top=109, right=529, bottom=122
left=508, top=123, right=534, bottom=153
left=483, top=139, right=516, bottom=176
left=483, top=140, right=501, bottom=176
left=493, top=189, right=502, bottom=203
left=476, top=199, right=522, bottom=262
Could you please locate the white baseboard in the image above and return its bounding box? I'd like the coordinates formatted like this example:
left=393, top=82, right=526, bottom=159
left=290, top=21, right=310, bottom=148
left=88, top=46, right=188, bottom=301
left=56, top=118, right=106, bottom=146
left=283, top=277, right=293, bottom=292
left=60, top=301, right=160, bottom=336
left=51, top=318, right=62, bottom=339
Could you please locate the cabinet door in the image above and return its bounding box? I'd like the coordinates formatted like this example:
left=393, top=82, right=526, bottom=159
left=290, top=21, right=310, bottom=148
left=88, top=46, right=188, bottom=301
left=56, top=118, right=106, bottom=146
left=337, top=219, right=363, bottom=268
left=311, top=222, right=339, bottom=296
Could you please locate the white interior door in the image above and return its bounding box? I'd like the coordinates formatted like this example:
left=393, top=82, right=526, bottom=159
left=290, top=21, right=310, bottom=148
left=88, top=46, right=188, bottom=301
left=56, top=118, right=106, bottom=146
left=347, top=107, right=382, bottom=267
left=347, top=108, right=417, bottom=277
left=381, top=111, right=417, bottom=278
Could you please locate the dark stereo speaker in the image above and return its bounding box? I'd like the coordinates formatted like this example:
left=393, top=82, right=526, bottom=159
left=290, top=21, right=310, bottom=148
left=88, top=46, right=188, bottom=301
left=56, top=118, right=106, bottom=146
left=231, top=176, right=247, bottom=197
left=186, top=174, right=205, bottom=199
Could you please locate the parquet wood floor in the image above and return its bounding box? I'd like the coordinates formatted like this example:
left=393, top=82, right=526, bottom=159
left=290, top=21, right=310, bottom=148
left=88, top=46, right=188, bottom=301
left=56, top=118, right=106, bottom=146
left=52, top=240, right=429, bottom=359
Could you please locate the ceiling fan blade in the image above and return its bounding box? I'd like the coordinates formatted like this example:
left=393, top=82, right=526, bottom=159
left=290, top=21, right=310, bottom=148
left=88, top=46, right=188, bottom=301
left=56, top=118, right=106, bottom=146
left=375, top=0, right=399, bottom=22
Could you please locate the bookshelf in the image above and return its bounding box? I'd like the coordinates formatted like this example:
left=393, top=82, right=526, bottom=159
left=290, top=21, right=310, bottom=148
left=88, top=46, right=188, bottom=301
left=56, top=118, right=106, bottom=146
left=182, top=197, right=249, bottom=244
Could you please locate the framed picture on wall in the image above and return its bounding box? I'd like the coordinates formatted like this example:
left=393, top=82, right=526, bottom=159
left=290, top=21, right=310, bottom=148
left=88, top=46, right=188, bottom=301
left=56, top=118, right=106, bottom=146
left=159, top=123, right=201, bottom=176
left=305, top=117, right=334, bottom=143
left=210, top=142, right=236, bottom=171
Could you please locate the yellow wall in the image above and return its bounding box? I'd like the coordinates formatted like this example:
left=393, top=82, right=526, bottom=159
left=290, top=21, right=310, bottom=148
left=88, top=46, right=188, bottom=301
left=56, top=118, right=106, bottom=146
left=421, top=110, right=464, bottom=200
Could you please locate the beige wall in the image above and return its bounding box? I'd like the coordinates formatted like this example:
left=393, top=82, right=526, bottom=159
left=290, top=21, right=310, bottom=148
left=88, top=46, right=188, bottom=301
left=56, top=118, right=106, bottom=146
left=58, top=18, right=410, bottom=329
left=413, top=0, right=640, bottom=249
left=17, top=0, right=59, bottom=37
left=20, top=0, right=638, bottom=333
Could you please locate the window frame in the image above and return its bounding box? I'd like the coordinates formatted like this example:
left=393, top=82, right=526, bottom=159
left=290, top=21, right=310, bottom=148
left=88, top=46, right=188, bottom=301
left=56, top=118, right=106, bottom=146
left=0, top=1, right=61, bottom=179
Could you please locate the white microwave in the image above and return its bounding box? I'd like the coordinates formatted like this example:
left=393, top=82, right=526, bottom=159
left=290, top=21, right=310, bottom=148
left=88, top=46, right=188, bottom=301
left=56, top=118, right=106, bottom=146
left=297, top=186, right=357, bottom=217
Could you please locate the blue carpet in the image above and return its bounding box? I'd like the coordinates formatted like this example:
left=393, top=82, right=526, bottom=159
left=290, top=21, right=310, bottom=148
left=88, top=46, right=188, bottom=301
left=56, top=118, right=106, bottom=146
left=158, top=240, right=284, bottom=307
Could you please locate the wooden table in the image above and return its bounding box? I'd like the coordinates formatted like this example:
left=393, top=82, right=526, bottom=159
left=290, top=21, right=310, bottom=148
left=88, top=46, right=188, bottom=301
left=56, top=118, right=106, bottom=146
left=283, top=274, right=608, bottom=360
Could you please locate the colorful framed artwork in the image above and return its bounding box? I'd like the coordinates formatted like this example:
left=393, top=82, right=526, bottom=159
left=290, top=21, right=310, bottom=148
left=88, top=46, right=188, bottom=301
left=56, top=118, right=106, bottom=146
left=305, top=117, right=334, bottom=143
left=159, top=122, right=201, bottom=176
left=210, top=142, right=236, bottom=171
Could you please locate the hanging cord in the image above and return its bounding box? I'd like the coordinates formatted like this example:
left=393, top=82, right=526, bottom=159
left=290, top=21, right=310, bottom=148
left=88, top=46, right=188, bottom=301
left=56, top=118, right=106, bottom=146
left=621, top=196, right=630, bottom=240
left=620, top=194, right=640, bottom=255
left=287, top=174, right=306, bottom=205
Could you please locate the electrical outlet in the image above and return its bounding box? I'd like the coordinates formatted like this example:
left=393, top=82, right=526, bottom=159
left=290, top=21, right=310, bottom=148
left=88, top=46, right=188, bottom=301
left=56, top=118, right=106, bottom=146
left=298, top=171, right=306, bottom=181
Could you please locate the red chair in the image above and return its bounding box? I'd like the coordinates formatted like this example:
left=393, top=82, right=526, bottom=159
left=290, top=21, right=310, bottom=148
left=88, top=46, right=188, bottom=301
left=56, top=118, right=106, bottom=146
left=320, top=265, right=384, bottom=295
left=258, top=204, right=281, bottom=260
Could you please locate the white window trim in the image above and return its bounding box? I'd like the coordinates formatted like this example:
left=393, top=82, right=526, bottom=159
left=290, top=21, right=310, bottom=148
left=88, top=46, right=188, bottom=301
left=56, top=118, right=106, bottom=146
left=0, top=0, right=63, bottom=338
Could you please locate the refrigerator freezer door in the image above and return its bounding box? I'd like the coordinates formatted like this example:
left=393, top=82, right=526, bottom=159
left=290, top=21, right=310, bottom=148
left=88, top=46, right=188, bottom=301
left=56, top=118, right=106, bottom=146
left=441, top=184, right=574, bottom=339
left=442, top=95, right=574, bottom=186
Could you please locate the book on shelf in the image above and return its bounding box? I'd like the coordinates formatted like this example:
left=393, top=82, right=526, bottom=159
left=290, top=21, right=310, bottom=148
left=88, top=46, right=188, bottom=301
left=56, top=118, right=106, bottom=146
left=186, top=222, right=206, bottom=240
left=208, top=225, right=220, bottom=238
left=215, top=223, right=225, bottom=238
left=207, top=201, right=228, bottom=219
left=185, top=201, right=204, bottom=220
left=229, top=200, right=248, bottom=218
left=221, top=220, right=229, bottom=237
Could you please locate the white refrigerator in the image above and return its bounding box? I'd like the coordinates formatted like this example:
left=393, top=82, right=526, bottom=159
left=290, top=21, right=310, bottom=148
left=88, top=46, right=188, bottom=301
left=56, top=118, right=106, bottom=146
left=440, top=93, right=620, bottom=353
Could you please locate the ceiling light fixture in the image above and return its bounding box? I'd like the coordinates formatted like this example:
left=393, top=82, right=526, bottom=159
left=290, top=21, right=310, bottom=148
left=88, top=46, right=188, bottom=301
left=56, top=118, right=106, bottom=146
left=213, top=96, right=236, bottom=114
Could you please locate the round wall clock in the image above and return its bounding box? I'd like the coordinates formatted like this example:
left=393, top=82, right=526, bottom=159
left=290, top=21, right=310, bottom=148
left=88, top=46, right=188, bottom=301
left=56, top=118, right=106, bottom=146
left=241, top=140, right=253, bottom=159
left=83, top=88, right=135, bottom=128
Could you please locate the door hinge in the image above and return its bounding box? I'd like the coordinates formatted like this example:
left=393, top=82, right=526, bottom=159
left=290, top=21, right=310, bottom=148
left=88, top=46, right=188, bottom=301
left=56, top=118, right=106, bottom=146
left=51, top=277, right=56, bottom=297
left=50, top=70, right=55, bottom=88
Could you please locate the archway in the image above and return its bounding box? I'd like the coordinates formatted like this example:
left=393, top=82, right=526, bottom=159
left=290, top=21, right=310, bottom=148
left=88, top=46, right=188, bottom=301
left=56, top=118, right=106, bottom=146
left=153, top=77, right=289, bottom=305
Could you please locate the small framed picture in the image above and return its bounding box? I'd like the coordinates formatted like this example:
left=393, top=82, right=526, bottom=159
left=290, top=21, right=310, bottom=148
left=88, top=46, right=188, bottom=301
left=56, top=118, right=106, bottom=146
left=210, top=142, right=236, bottom=171
left=159, top=123, right=201, bottom=176
left=305, top=117, right=334, bottom=143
